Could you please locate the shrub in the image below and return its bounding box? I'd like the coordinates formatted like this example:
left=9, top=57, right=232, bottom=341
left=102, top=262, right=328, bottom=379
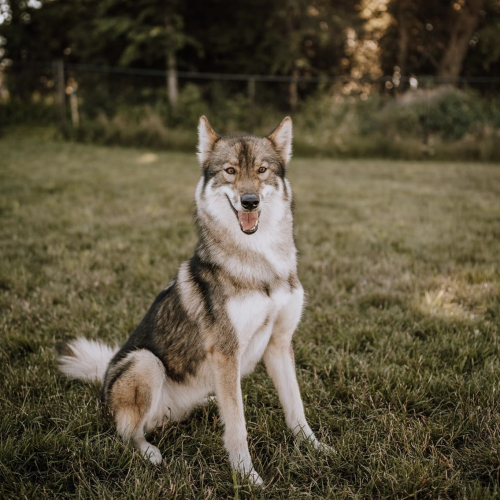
left=426, top=89, right=485, bottom=139
left=4, top=77, right=500, bottom=160
left=1, top=96, right=55, bottom=126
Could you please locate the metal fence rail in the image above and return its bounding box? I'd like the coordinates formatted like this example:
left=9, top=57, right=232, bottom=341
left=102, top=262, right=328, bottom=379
left=8, top=60, right=500, bottom=84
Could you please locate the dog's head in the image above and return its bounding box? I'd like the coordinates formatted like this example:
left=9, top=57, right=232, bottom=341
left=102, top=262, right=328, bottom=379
left=196, top=116, right=293, bottom=236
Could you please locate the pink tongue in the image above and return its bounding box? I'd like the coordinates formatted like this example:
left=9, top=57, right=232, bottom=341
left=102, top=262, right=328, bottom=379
left=238, top=212, right=259, bottom=231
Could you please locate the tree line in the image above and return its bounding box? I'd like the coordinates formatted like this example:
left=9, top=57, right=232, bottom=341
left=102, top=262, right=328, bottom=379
left=1, top=0, right=500, bottom=107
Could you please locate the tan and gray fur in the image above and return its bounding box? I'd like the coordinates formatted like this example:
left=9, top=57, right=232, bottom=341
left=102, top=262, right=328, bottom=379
left=59, top=116, right=331, bottom=485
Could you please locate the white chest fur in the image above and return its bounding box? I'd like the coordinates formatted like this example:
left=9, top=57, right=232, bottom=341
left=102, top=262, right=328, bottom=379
left=226, top=287, right=294, bottom=376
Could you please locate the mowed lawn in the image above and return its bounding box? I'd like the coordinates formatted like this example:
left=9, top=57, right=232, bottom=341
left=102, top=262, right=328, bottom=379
left=1, top=134, right=500, bottom=500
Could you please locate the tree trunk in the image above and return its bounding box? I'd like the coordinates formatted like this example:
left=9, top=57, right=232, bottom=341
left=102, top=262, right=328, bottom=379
left=289, top=70, right=298, bottom=111
left=286, top=7, right=298, bottom=112
left=165, top=14, right=178, bottom=110
left=438, top=0, right=484, bottom=79
left=396, top=0, right=411, bottom=92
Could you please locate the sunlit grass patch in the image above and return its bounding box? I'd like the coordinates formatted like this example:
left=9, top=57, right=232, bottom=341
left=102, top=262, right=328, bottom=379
left=417, top=272, right=499, bottom=322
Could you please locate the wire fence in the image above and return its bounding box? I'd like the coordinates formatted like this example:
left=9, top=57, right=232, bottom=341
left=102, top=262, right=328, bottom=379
left=2, top=60, right=500, bottom=159
left=8, top=60, right=500, bottom=83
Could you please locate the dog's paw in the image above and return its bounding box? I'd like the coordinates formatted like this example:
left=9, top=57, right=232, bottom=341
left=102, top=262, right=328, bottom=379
left=233, top=466, right=264, bottom=487
left=141, top=443, right=163, bottom=465
left=240, top=469, right=263, bottom=486
left=297, top=435, right=336, bottom=455
left=313, top=441, right=336, bottom=455
left=248, top=470, right=264, bottom=486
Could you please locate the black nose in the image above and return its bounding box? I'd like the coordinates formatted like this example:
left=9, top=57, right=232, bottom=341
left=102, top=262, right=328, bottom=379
left=241, top=193, right=260, bottom=210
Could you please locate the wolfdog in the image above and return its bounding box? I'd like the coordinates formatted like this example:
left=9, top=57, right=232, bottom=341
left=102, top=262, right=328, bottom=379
left=59, top=116, right=330, bottom=485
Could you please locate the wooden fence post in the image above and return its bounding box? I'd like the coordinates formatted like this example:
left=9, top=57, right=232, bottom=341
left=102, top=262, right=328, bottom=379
left=69, top=88, right=79, bottom=128
left=289, top=71, right=298, bottom=111
left=423, top=77, right=430, bottom=152
left=0, top=64, right=5, bottom=138
left=248, top=77, right=255, bottom=132
left=53, top=60, right=67, bottom=137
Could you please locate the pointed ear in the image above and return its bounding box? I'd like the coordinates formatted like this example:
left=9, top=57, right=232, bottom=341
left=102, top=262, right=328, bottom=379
left=267, top=116, right=293, bottom=165
left=197, top=116, right=220, bottom=166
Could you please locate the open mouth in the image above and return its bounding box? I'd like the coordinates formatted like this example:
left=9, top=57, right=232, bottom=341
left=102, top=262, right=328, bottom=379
left=238, top=212, right=259, bottom=234
left=226, top=196, right=260, bottom=235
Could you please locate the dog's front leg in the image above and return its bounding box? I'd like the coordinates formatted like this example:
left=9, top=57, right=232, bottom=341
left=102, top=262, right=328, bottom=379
left=264, top=341, right=333, bottom=453
left=263, top=339, right=321, bottom=446
left=210, top=350, right=263, bottom=485
left=264, top=287, right=333, bottom=453
left=264, top=287, right=319, bottom=446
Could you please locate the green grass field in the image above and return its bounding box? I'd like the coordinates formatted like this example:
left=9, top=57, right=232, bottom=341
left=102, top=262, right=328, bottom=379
left=1, top=134, right=499, bottom=499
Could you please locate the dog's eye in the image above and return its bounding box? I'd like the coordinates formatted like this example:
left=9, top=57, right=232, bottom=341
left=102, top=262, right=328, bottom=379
left=225, top=167, right=236, bottom=175
left=258, top=166, right=267, bottom=174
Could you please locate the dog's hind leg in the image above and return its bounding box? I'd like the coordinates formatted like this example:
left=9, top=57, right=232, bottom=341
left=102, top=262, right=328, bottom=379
left=103, top=349, right=166, bottom=464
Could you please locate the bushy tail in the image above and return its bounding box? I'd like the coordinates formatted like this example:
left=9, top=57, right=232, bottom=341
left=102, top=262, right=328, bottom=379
left=58, top=338, right=119, bottom=383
